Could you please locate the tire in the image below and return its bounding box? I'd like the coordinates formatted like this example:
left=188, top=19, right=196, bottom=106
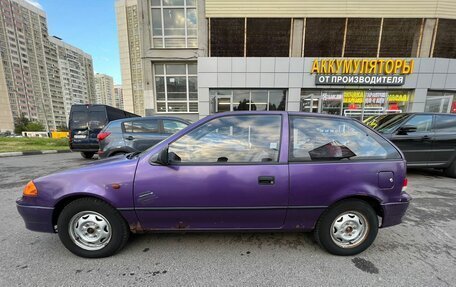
left=314, top=199, right=378, bottom=256
left=81, top=152, right=95, bottom=159
left=444, top=160, right=456, bottom=178
left=57, top=198, right=130, bottom=258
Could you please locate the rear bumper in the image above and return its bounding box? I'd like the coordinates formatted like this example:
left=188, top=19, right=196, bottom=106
left=380, top=192, right=411, bottom=228
left=16, top=199, right=55, bottom=233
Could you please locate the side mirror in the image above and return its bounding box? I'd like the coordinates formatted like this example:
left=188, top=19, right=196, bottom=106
left=397, top=125, right=417, bottom=135
left=153, top=147, right=169, bottom=165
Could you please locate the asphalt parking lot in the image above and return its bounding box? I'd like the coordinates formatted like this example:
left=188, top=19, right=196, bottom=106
left=1, top=153, right=455, bottom=286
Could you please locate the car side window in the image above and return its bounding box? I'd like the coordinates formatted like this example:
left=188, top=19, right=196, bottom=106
left=434, top=115, right=456, bottom=133
left=401, top=115, right=433, bottom=133
left=168, top=115, right=282, bottom=163
left=163, top=120, right=188, bottom=134
left=124, top=120, right=159, bottom=133
left=290, top=116, right=388, bottom=162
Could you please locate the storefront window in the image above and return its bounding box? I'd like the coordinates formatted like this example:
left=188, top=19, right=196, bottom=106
left=301, top=89, right=412, bottom=120
left=154, top=63, right=198, bottom=113
left=210, top=89, right=287, bottom=113
left=425, top=91, right=456, bottom=113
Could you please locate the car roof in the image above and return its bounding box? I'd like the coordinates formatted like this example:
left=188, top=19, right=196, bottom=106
left=109, top=116, right=191, bottom=124
left=213, top=111, right=353, bottom=120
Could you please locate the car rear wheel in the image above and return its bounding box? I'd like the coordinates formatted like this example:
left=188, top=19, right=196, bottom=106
left=444, top=160, right=456, bottom=178
left=80, top=152, right=95, bottom=159
left=57, top=198, right=129, bottom=258
left=314, top=199, right=378, bottom=256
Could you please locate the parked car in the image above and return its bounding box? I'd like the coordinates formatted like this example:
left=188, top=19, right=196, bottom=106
left=373, top=112, right=456, bottom=177
left=97, top=116, right=190, bottom=158
left=363, top=114, right=400, bottom=129
left=17, top=111, right=410, bottom=258
left=69, top=104, right=139, bottom=159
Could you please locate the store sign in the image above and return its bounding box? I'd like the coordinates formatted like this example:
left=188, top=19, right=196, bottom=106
left=311, top=59, right=414, bottom=86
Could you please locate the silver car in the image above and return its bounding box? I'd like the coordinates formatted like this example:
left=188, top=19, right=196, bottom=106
left=97, top=116, right=190, bottom=158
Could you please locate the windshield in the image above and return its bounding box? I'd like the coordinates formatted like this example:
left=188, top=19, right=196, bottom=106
left=70, top=111, right=88, bottom=129
left=375, top=113, right=411, bottom=133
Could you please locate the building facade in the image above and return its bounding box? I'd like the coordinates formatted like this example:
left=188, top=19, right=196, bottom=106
left=50, top=36, right=96, bottom=125
left=94, top=73, right=115, bottom=107
left=0, top=0, right=95, bottom=131
left=123, top=0, right=456, bottom=122
left=114, top=84, right=124, bottom=109
left=115, top=0, right=145, bottom=116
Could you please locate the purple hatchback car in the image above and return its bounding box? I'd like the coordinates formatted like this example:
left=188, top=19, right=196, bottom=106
left=17, top=112, right=411, bottom=258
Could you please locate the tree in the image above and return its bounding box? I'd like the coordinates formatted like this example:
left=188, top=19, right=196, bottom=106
left=14, top=115, right=30, bottom=134
left=25, top=121, right=45, bottom=131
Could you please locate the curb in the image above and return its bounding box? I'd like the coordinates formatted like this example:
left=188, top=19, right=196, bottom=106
left=0, top=149, right=71, bottom=158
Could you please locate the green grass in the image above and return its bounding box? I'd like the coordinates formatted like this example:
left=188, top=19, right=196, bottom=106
left=0, top=137, right=70, bottom=153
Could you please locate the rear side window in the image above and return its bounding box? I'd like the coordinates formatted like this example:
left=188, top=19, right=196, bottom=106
left=434, top=115, right=456, bottom=133
left=163, top=120, right=188, bottom=133
left=104, top=121, right=122, bottom=133
left=124, top=120, right=159, bottom=133
left=290, top=116, right=398, bottom=162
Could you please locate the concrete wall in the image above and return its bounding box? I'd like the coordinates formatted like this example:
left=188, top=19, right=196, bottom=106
left=198, top=57, right=456, bottom=117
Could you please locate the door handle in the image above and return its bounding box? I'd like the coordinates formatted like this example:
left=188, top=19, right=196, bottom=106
left=125, top=136, right=134, bottom=140
left=258, top=176, right=275, bottom=185
left=422, top=135, right=431, bottom=140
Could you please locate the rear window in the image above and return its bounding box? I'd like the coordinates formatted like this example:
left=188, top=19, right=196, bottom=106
left=70, top=111, right=88, bottom=129
left=290, top=116, right=400, bottom=162
left=88, top=111, right=107, bottom=129
left=163, top=120, right=188, bottom=133
left=434, top=115, right=456, bottom=133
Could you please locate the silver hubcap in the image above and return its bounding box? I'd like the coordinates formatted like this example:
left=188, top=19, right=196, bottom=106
left=69, top=211, right=112, bottom=251
left=330, top=211, right=368, bottom=248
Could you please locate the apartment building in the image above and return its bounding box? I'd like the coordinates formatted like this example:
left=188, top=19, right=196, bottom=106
left=115, top=0, right=145, bottom=116
left=119, top=0, right=456, bottom=122
left=0, top=0, right=95, bottom=131
left=114, top=84, right=124, bottom=109
left=94, top=73, right=115, bottom=107
left=50, top=36, right=96, bottom=123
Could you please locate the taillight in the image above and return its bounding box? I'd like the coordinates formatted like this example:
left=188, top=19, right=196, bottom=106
left=402, top=178, right=408, bottom=192
left=97, top=132, right=111, bottom=141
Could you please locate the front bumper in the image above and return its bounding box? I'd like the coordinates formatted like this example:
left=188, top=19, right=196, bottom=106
left=380, top=192, right=411, bottom=228
left=16, top=198, right=55, bottom=233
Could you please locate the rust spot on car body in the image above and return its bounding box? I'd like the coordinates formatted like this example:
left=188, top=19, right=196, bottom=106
left=129, top=221, right=144, bottom=233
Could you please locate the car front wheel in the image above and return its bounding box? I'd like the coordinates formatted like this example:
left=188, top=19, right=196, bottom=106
left=57, top=198, right=129, bottom=258
left=314, top=199, right=378, bottom=256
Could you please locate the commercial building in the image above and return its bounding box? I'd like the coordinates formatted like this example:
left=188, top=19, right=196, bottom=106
left=115, top=0, right=145, bottom=116
left=121, top=0, right=456, bottom=122
left=114, top=84, right=124, bottom=109
left=0, top=0, right=95, bottom=131
left=94, top=73, right=115, bottom=107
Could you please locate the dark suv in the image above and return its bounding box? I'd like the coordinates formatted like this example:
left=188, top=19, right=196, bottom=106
left=373, top=113, right=456, bottom=177
left=97, top=116, right=190, bottom=158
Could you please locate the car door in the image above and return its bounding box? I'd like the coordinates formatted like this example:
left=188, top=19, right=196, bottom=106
left=389, top=114, right=434, bottom=165
left=430, top=114, right=456, bottom=166
left=287, top=115, right=404, bottom=230
left=123, top=119, right=162, bottom=151
left=133, top=114, right=289, bottom=230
